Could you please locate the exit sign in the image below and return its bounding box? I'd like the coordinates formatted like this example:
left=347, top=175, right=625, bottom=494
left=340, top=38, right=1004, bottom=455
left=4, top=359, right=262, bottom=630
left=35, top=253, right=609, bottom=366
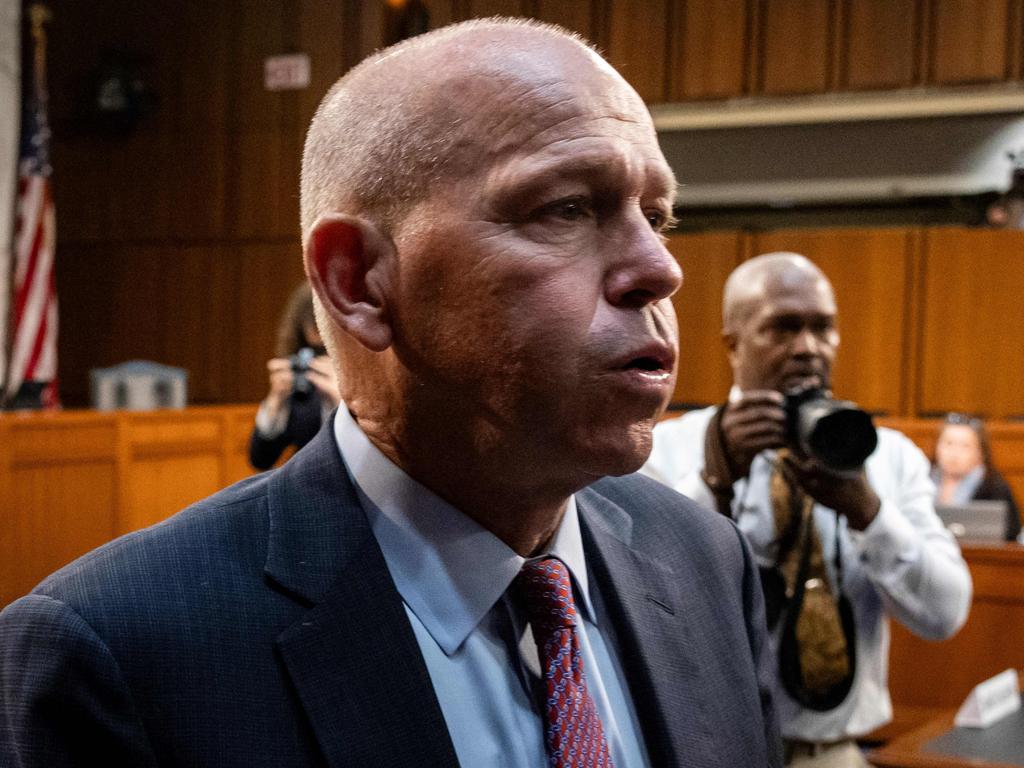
left=264, top=53, right=311, bottom=91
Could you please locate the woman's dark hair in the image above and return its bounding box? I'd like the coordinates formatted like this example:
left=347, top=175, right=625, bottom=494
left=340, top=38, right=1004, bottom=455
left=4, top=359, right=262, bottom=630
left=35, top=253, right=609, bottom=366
left=275, top=283, right=318, bottom=358
left=939, top=413, right=994, bottom=470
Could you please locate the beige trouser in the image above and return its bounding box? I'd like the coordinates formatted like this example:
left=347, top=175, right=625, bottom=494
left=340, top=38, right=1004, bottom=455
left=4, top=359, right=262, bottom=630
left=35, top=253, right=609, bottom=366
left=785, top=739, right=870, bottom=767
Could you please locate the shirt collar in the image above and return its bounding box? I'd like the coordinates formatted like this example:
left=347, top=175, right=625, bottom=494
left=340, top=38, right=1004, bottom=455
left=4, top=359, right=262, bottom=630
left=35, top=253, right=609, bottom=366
left=332, top=407, right=594, bottom=656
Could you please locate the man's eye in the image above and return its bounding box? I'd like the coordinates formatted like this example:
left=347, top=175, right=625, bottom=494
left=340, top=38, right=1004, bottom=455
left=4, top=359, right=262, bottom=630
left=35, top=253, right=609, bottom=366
left=645, top=210, right=668, bottom=231
left=538, top=197, right=592, bottom=221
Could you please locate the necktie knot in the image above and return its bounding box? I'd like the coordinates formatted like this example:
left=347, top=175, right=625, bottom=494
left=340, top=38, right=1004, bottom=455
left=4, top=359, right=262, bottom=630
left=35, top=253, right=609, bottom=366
left=514, top=557, right=577, bottom=631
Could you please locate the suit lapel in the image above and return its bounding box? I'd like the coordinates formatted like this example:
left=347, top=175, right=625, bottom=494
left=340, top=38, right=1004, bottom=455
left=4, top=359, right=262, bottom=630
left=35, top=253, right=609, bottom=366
left=577, top=488, right=718, bottom=768
left=265, top=426, right=459, bottom=768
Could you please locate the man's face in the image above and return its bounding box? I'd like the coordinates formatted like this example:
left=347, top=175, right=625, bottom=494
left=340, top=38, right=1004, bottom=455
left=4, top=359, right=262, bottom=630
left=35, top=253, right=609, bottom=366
left=728, top=274, right=839, bottom=394
left=387, top=50, right=681, bottom=484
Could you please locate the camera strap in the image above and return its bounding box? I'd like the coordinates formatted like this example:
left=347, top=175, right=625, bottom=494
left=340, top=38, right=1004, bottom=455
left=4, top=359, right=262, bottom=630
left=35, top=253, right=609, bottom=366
left=770, top=452, right=857, bottom=711
left=701, top=404, right=741, bottom=518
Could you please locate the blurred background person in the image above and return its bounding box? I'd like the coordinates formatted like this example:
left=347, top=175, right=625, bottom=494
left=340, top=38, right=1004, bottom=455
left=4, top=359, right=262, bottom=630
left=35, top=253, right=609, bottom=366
left=249, top=283, right=340, bottom=470
left=933, top=413, right=1021, bottom=541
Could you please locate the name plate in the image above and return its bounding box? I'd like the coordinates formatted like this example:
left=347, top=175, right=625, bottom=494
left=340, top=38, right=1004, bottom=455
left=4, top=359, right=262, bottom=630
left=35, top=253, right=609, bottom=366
left=954, top=669, right=1021, bottom=729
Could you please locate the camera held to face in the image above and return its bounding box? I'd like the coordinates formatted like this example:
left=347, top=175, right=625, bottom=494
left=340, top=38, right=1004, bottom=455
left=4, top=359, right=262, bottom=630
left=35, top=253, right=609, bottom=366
left=783, top=385, right=878, bottom=472
left=289, top=347, right=316, bottom=399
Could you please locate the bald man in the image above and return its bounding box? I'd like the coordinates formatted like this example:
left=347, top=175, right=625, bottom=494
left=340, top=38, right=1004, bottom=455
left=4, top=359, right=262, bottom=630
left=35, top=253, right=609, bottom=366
left=644, top=253, right=971, bottom=767
left=0, top=20, right=781, bottom=768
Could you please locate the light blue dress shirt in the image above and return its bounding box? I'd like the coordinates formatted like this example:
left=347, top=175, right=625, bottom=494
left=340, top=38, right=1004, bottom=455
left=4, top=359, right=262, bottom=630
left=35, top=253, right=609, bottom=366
left=333, top=407, right=650, bottom=768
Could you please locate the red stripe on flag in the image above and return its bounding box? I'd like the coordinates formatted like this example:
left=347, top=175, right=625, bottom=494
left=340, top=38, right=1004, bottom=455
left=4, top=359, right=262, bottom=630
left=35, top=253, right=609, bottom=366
left=14, top=208, right=45, bottom=322
left=23, top=280, right=51, bottom=381
left=23, top=291, right=49, bottom=380
left=13, top=183, right=48, bottom=303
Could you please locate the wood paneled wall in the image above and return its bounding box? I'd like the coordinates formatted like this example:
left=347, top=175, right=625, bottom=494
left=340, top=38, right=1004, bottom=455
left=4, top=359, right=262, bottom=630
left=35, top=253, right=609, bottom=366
left=44, top=1, right=1024, bottom=409
left=668, top=226, right=1024, bottom=421
left=658, top=0, right=1023, bottom=101
left=917, top=230, right=1024, bottom=419
left=50, top=0, right=344, bottom=406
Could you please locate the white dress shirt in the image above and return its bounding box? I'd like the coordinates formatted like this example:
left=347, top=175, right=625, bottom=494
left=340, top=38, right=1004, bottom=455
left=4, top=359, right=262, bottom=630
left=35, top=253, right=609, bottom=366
left=643, top=405, right=972, bottom=742
left=333, top=407, right=651, bottom=767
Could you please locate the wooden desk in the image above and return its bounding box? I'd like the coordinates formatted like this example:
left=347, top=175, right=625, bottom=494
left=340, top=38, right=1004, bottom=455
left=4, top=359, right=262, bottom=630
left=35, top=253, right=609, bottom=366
left=870, top=700, right=1024, bottom=767
left=0, top=405, right=258, bottom=607
left=888, top=544, right=1024, bottom=713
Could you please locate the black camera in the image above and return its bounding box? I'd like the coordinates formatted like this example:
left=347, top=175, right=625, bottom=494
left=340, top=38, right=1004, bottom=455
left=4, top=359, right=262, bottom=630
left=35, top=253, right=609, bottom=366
left=783, top=386, right=877, bottom=472
left=289, top=347, right=316, bottom=398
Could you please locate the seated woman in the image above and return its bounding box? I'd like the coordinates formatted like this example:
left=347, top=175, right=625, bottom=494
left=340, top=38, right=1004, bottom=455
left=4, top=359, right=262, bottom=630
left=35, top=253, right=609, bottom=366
left=249, top=283, right=341, bottom=470
left=932, top=413, right=1021, bottom=541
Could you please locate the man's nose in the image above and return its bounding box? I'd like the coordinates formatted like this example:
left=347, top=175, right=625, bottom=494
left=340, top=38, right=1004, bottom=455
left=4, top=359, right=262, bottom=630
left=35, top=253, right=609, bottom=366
left=792, top=327, right=820, bottom=356
left=604, top=217, right=683, bottom=309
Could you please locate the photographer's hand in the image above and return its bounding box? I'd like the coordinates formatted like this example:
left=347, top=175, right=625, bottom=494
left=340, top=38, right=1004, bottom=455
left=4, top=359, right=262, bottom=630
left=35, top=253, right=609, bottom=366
left=719, top=390, right=787, bottom=480
left=265, top=357, right=294, bottom=414
left=307, top=356, right=342, bottom=407
left=785, top=453, right=881, bottom=530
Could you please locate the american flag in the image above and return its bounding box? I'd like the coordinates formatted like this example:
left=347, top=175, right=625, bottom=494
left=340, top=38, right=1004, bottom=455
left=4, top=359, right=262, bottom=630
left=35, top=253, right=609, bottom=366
left=6, top=4, right=58, bottom=408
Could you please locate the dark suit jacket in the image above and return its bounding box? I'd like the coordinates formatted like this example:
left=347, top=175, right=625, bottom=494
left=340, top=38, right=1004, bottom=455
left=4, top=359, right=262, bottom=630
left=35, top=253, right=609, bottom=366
left=248, top=392, right=325, bottom=470
left=0, top=422, right=781, bottom=767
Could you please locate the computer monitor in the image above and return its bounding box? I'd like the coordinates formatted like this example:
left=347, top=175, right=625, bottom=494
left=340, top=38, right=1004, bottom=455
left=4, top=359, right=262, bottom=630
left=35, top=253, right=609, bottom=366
left=935, top=500, right=1009, bottom=543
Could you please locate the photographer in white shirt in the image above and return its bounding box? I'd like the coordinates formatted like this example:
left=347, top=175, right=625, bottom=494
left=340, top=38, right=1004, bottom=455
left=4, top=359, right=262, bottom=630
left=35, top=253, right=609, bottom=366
left=643, top=252, right=971, bottom=767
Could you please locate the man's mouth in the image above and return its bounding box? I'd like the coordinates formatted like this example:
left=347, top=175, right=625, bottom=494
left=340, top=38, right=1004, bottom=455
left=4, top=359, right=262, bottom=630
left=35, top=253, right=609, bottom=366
left=606, top=343, right=676, bottom=394
left=614, top=342, right=675, bottom=376
left=782, top=372, right=823, bottom=391
left=622, top=355, right=667, bottom=373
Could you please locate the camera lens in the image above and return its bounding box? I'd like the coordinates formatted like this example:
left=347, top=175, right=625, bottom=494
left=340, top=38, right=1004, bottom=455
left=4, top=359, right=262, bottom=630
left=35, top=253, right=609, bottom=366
left=802, top=405, right=877, bottom=471
left=785, top=386, right=877, bottom=471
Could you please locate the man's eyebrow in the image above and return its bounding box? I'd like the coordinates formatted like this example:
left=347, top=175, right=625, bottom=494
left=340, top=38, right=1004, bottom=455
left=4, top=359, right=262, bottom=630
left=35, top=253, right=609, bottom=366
left=769, top=310, right=836, bottom=324
left=648, top=163, right=678, bottom=203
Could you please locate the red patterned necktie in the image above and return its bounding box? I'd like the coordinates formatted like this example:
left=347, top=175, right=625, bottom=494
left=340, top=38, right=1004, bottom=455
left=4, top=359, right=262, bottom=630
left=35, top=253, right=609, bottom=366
left=514, top=558, right=614, bottom=768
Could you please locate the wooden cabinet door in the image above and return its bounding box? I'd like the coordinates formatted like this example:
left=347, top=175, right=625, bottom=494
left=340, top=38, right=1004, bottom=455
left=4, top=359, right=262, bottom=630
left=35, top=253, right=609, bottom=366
left=669, top=0, right=750, bottom=100
left=749, top=229, right=915, bottom=416
left=665, top=231, right=745, bottom=408
left=606, top=0, right=672, bottom=103
left=928, top=0, right=1018, bottom=84
left=919, top=228, right=1024, bottom=418
left=755, top=0, right=834, bottom=95
left=838, top=0, right=921, bottom=90
left=0, top=416, right=119, bottom=608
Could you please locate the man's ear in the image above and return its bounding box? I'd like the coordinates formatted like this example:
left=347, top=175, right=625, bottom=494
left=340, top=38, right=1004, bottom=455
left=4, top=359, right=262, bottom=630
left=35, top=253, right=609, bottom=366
left=304, top=213, right=394, bottom=352
left=723, top=329, right=740, bottom=368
